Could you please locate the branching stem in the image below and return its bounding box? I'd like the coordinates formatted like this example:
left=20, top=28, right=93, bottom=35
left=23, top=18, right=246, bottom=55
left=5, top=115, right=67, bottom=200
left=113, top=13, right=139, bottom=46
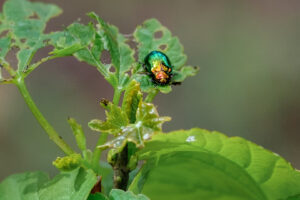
left=14, top=75, right=74, bottom=155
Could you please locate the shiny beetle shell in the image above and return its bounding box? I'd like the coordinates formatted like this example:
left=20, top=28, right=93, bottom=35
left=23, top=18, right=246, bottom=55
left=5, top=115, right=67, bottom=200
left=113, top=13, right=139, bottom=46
left=144, top=51, right=173, bottom=85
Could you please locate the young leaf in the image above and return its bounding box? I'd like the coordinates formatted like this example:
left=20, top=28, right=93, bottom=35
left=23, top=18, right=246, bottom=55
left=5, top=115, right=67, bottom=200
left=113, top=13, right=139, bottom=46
left=0, top=168, right=97, bottom=200
left=97, top=100, right=170, bottom=150
left=129, top=128, right=300, bottom=200
left=135, top=101, right=171, bottom=133
left=122, top=80, right=143, bottom=123
left=88, top=102, right=129, bottom=135
left=133, top=18, right=198, bottom=93
left=68, top=117, right=87, bottom=152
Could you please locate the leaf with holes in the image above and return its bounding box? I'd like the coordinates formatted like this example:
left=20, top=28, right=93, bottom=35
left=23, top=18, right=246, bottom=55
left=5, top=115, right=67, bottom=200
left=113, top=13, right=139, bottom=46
left=50, top=23, right=95, bottom=57
left=0, top=0, right=62, bottom=72
left=129, top=128, right=300, bottom=200
left=133, top=18, right=198, bottom=93
left=76, top=12, right=135, bottom=91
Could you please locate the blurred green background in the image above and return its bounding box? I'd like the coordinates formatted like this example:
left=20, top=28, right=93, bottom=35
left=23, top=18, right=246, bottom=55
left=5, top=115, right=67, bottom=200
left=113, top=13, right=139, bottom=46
left=0, top=0, right=299, bottom=180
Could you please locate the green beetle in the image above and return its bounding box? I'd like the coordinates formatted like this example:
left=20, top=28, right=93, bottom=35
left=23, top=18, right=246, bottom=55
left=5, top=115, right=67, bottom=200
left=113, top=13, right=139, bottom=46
left=144, top=50, right=173, bottom=85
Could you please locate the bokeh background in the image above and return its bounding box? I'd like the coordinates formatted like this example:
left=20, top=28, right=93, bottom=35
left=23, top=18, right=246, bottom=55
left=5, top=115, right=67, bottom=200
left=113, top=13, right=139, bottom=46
left=0, top=0, right=299, bottom=180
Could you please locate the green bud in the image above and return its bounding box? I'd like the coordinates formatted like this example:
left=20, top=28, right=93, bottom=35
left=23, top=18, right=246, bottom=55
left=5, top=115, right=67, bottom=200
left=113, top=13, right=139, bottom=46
left=53, top=154, right=82, bottom=171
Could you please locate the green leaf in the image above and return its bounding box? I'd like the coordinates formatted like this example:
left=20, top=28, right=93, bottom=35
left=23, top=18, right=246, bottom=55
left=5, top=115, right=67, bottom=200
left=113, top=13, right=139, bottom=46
left=87, top=189, right=150, bottom=200
left=50, top=23, right=95, bottom=57
left=68, top=117, right=87, bottom=152
left=129, top=128, right=300, bottom=200
left=98, top=161, right=114, bottom=195
left=0, top=168, right=97, bottom=200
left=88, top=13, right=120, bottom=68
left=0, top=36, right=11, bottom=58
left=133, top=18, right=197, bottom=93
left=135, top=101, right=171, bottom=133
left=88, top=193, right=108, bottom=200
left=88, top=102, right=129, bottom=135
left=1, top=0, right=62, bottom=72
left=134, top=19, right=186, bottom=69
left=0, top=171, right=49, bottom=200
left=97, top=101, right=170, bottom=150
left=122, top=80, right=143, bottom=123
left=17, top=49, right=34, bottom=72
left=109, top=189, right=150, bottom=200
left=171, top=65, right=199, bottom=83
left=285, top=195, right=300, bottom=200
left=50, top=43, right=83, bottom=57
left=87, top=12, right=135, bottom=90
left=39, top=168, right=97, bottom=200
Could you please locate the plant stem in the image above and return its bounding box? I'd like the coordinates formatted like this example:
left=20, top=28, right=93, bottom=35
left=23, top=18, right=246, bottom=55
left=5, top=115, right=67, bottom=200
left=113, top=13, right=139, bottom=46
left=0, top=60, right=16, bottom=77
left=24, top=56, right=56, bottom=77
left=15, top=75, right=74, bottom=155
left=144, top=89, right=159, bottom=103
left=113, top=87, right=122, bottom=105
left=91, top=132, right=108, bottom=173
left=112, top=143, right=130, bottom=190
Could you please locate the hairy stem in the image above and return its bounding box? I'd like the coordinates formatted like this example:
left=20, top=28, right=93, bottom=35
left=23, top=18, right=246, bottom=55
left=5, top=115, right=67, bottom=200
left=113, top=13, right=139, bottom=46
left=91, top=132, right=108, bottom=173
left=15, top=75, right=74, bottom=155
left=145, top=89, right=159, bottom=103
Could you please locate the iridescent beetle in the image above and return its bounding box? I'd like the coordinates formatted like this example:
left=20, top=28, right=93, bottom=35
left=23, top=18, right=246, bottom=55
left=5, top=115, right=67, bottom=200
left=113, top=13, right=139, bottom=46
left=143, top=50, right=173, bottom=85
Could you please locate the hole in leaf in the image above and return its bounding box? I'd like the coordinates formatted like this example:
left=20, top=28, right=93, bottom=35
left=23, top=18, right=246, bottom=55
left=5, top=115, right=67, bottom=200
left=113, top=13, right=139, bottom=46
left=100, top=50, right=111, bottom=65
left=5, top=48, right=18, bottom=70
left=20, top=39, right=26, bottom=43
left=1, top=67, right=11, bottom=79
left=30, top=46, right=53, bottom=64
left=159, top=44, right=167, bottom=51
left=154, top=30, right=163, bottom=39
left=43, top=39, right=51, bottom=45
left=29, top=12, right=39, bottom=19
left=0, top=30, right=9, bottom=38
left=126, top=70, right=132, bottom=77
left=109, top=67, right=115, bottom=73
left=125, top=39, right=138, bottom=61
